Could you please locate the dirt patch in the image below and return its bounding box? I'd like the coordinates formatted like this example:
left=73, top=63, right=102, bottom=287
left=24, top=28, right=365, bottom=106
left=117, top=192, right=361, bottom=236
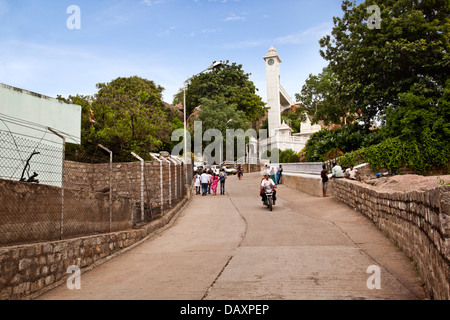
left=365, top=174, right=450, bottom=192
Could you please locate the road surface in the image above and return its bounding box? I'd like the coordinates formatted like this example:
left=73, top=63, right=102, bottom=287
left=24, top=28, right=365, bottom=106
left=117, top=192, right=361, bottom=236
left=39, top=173, right=425, bottom=300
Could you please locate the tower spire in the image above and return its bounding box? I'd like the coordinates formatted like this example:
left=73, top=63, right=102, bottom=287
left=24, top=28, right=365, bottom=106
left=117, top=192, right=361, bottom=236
left=264, top=47, right=282, bottom=137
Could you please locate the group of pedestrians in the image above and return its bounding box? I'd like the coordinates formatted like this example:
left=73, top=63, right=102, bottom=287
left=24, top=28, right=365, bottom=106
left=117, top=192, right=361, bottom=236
left=321, top=163, right=360, bottom=197
left=194, top=168, right=228, bottom=196
left=263, top=165, right=283, bottom=185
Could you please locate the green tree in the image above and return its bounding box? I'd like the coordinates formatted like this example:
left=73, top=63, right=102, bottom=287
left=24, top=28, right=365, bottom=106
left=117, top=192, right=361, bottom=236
left=317, top=0, right=449, bottom=126
left=296, top=67, right=355, bottom=126
left=174, top=61, right=266, bottom=123
left=197, top=98, right=250, bottom=161
left=304, top=124, right=383, bottom=162
left=300, top=0, right=449, bottom=173
left=198, top=98, right=249, bottom=134
left=281, top=106, right=308, bottom=134
left=279, top=149, right=300, bottom=164
left=61, top=76, right=179, bottom=161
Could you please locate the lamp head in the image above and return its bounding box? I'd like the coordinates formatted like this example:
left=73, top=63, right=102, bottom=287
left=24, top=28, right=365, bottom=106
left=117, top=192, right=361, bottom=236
left=208, top=61, right=223, bottom=70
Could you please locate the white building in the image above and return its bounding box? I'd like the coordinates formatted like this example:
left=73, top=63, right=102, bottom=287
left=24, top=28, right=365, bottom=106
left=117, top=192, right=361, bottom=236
left=252, top=47, right=322, bottom=163
left=0, top=83, right=81, bottom=186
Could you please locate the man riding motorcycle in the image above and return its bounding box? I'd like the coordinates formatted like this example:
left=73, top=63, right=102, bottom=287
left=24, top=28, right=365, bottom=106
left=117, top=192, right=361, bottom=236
left=261, top=173, right=277, bottom=205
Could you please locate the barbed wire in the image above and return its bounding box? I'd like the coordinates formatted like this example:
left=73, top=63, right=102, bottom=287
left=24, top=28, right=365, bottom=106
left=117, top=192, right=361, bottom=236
left=0, top=121, right=191, bottom=247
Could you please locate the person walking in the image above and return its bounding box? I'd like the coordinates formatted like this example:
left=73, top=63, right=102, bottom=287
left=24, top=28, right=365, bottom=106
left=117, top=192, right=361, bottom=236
left=211, top=173, right=219, bottom=195
left=277, top=165, right=283, bottom=185
left=321, top=165, right=329, bottom=197
left=219, top=170, right=227, bottom=195
left=194, top=172, right=201, bottom=195
left=200, top=170, right=210, bottom=196
left=207, top=169, right=213, bottom=194
left=238, top=166, right=244, bottom=180
left=270, top=167, right=277, bottom=185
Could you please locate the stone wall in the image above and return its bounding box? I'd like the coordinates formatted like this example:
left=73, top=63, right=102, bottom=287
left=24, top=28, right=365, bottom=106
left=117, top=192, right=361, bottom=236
left=0, top=179, right=133, bottom=246
left=64, top=161, right=188, bottom=203
left=331, top=179, right=450, bottom=300
left=64, top=160, right=192, bottom=222
left=0, top=230, right=146, bottom=300
left=0, top=193, right=189, bottom=300
left=244, top=164, right=263, bottom=174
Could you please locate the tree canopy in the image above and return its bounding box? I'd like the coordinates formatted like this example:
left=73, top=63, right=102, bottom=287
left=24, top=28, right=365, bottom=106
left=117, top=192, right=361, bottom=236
left=59, top=76, right=183, bottom=162
left=174, top=61, right=266, bottom=123
left=298, top=0, right=449, bottom=173
left=298, top=0, right=449, bottom=127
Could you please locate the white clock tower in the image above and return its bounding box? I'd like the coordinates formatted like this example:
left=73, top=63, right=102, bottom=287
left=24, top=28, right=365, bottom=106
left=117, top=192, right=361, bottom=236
left=263, top=46, right=283, bottom=137
left=254, top=46, right=323, bottom=163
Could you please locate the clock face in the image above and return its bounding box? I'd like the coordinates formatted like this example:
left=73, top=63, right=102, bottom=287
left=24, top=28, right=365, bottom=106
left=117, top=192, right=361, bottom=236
left=268, top=59, right=275, bottom=66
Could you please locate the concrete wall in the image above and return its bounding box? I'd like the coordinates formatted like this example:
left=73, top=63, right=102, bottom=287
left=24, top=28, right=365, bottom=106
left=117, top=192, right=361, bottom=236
left=0, top=83, right=81, bottom=187
left=331, top=179, right=450, bottom=300
left=0, top=83, right=81, bottom=144
left=282, top=173, right=326, bottom=198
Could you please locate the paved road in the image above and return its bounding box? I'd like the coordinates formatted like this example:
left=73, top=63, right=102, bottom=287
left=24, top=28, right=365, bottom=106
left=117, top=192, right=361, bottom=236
left=39, top=173, right=425, bottom=300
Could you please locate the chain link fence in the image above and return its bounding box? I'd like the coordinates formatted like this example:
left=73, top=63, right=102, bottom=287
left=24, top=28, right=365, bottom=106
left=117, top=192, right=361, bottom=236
left=0, top=125, right=192, bottom=247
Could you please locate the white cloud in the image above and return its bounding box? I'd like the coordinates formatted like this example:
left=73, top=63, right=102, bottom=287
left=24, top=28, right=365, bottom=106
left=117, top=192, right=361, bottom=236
left=142, top=0, right=167, bottom=6
left=223, top=12, right=246, bottom=22
left=275, top=22, right=333, bottom=45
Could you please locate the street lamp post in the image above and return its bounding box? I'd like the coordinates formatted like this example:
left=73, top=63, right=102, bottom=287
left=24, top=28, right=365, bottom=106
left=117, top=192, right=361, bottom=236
left=221, top=119, right=232, bottom=165
left=182, top=61, right=222, bottom=181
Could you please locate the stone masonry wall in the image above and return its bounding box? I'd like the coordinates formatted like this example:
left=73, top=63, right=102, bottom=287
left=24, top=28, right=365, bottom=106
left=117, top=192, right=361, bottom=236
left=0, top=229, right=147, bottom=300
left=331, top=179, right=450, bottom=300
left=0, top=191, right=189, bottom=300
left=64, top=160, right=192, bottom=223
left=0, top=179, right=133, bottom=246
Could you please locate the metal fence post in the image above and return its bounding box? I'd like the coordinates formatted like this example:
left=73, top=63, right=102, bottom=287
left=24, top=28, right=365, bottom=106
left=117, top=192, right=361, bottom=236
left=150, top=153, right=164, bottom=216
left=161, top=157, right=172, bottom=208
left=99, top=145, right=113, bottom=232
left=131, top=152, right=145, bottom=223
left=48, top=128, right=65, bottom=240
left=173, top=156, right=184, bottom=198
left=168, top=157, right=179, bottom=200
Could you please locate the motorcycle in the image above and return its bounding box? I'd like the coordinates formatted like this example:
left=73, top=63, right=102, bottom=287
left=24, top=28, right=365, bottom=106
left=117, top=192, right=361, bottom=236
left=263, top=185, right=275, bottom=211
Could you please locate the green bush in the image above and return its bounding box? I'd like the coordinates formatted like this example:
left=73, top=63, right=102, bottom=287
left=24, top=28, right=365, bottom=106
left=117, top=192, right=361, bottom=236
left=339, top=137, right=449, bottom=175
left=279, top=149, right=297, bottom=164
left=305, top=124, right=382, bottom=162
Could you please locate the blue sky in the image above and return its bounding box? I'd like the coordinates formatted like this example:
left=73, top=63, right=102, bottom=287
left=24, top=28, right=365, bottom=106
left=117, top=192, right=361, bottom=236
left=0, top=0, right=348, bottom=104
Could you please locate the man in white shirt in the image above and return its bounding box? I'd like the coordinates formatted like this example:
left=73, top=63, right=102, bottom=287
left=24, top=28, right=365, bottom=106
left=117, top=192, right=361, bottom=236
left=261, top=173, right=277, bottom=205
left=200, top=171, right=210, bottom=196
left=332, top=163, right=344, bottom=179
left=348, top=166, right=359, bottom=180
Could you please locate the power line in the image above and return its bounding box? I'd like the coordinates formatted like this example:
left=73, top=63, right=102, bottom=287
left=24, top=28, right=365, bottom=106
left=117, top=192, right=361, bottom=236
left=0, top=112, right=81, bottom=144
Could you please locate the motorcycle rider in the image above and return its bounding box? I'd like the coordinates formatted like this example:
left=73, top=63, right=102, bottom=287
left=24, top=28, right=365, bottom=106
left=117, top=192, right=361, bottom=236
left=261, top=173, right=277, bottom=205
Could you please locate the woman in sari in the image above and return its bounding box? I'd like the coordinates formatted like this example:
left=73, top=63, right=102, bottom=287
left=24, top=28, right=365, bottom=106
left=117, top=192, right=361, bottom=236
left=270, top=167, right=278, bottom=185
left=211, top=173, right=219, bottom=195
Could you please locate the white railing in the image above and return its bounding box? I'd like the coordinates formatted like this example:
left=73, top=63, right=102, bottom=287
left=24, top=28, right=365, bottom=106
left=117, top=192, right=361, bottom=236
left=269, top=163, right=323, bottom=175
